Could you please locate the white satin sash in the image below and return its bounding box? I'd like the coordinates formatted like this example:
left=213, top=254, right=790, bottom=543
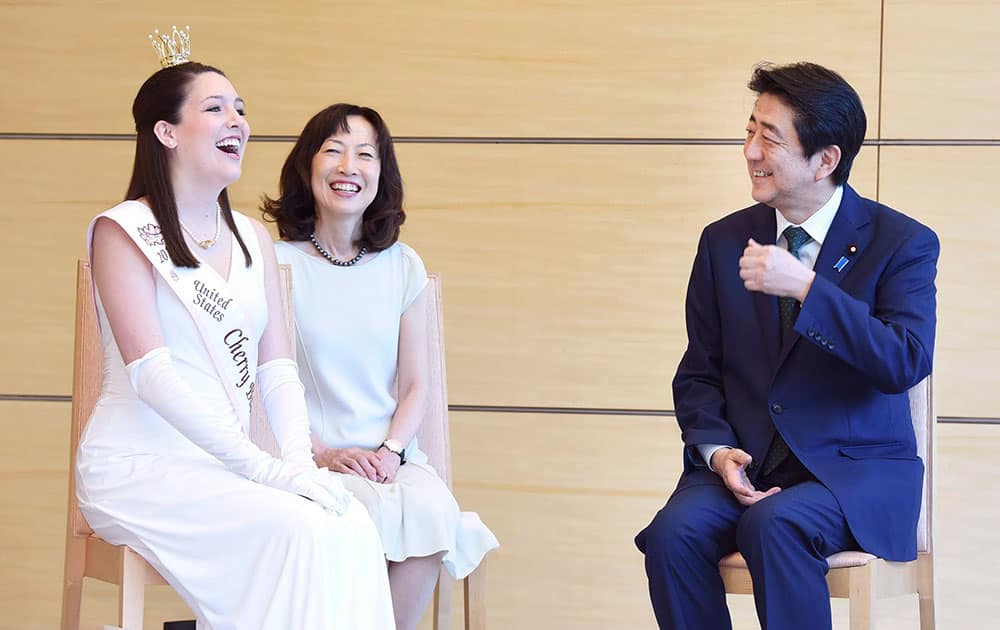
left=88, top=200, right=258, bottom=431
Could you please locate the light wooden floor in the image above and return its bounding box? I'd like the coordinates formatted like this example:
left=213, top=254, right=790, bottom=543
left=1, top=400, right=996, bottom=629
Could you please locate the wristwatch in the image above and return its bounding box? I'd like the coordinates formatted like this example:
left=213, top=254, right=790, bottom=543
left=380, top=439, right=406, bottom=465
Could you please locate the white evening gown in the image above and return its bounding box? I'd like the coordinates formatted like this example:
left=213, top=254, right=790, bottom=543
left=77, top=209, right=394, bottom=630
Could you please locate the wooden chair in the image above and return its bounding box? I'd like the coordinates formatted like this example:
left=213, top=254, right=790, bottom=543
left=417, top=274, right=488, bottom=630
left=61, top=261, right=295, bottom=630
left=718, top=376, right=936, bottom=629
left=62, top=264, right=487, bottom=629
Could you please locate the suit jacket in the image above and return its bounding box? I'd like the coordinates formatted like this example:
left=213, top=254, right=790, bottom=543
left=672, top=184, right=939, bottom=561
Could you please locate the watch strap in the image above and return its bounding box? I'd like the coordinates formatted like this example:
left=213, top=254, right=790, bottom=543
left=380, top=440, right=406, bottom=465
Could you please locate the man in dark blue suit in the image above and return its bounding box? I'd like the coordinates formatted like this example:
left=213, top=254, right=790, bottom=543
left=635, top=62, right=938, bottom=630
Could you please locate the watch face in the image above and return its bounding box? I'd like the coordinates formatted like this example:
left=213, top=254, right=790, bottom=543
left=384, top=439, right=404, bottom=453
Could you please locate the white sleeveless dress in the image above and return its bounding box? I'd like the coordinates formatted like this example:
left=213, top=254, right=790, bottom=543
left=276, top=241, right=498, bottom=579
left=77, top=203, right=394, bottom=630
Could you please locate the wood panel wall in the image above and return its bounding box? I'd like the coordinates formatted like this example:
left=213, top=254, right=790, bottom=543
left=1, top=1, right=998, bottom=628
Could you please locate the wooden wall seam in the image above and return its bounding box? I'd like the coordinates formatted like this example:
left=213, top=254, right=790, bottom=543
left=4, top=133, right=1000, bottom=146
left=1, top=396, right=996, bottom=425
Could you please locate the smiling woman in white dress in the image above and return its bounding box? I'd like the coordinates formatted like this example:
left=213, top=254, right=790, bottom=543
left=263, top=103, right=498, bottom=630
left=77, top=58, right=393, bottom=629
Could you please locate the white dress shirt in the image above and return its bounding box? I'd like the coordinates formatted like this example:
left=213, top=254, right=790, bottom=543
left=696, top=186, right=844, bottom=470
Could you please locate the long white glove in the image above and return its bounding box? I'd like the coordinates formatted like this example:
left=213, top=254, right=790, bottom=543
left=256, top=358, right=315, bottom=467
left=127, top=347, right=351, bottom=515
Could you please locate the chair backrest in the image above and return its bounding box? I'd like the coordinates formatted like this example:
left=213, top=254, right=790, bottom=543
left=68, top=262, right=103, bottom=537
left=414, top=274, right=453, bottom=487
left=910, top=375, right=934, bottom=554
left=68, top=261, right=294, bottom=537
left=246, top=266, right=295, bottom=457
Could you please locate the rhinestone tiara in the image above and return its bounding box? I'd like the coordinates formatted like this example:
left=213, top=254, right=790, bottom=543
left=148, top=25, right=191, bottom=68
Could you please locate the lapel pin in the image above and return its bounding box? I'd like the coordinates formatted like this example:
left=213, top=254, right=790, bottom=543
left=834, top=244, right=858, bottom=273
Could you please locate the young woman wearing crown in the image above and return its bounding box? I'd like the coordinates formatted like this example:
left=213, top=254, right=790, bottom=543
left=76, top=28, right=394, bottom=629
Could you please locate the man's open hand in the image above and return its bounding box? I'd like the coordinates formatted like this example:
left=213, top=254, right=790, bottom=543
left=711, top=447, right=781, bottom=506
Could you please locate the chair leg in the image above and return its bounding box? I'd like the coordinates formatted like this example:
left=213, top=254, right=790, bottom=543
left=60, top=576, right=84, bottom=630
left=847, top=564, right=874, bottom=630
left=919, top=596, right=936, bottom=630
left=118, top=548, right=146, bottom=630
left=919, top=556, right=936, bottom=630
left=61, top=535, right=87, bottom=630
left=433, top=567, right=453, bottom=630
left=463, top=559, right=486, bottom=630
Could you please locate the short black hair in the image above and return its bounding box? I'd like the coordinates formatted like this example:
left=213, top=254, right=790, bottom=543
left=749, top=62, right=866, bottom=185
